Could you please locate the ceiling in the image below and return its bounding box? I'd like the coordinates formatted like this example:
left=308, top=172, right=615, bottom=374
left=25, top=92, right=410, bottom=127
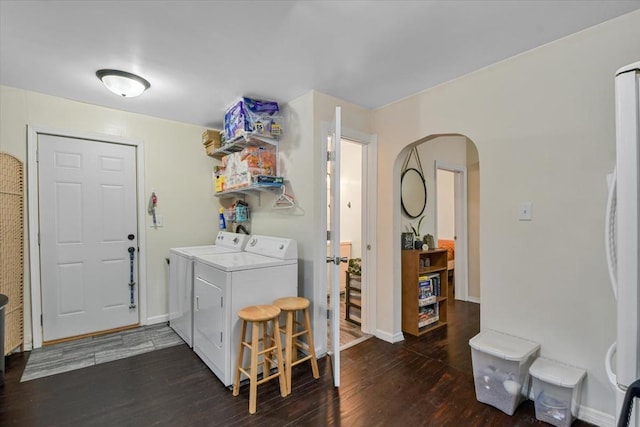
left=2, top=1, right=639, bottom=129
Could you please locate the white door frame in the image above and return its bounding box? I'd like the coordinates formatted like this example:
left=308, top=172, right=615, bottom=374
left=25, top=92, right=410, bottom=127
left=317, top=123, right=377, bottom=354
left=434, top=160, right=469, bottom=302
left=27, top=125, right=147, bottom=349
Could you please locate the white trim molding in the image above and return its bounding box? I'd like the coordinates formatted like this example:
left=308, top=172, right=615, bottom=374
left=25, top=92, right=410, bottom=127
left=376, top=329, right=404, bottom=344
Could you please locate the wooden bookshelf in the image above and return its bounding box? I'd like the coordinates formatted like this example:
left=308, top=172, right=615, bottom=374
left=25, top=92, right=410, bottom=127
left=401, top=248, right=448, bottom=336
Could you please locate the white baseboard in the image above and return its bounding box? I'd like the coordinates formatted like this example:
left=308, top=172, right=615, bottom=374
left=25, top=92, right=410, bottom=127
left=577, top=404, right=614, bottom=427
left=375, top=329, right=404, bottom=343
left=526, top=390, right=613, bottom=427
left=467, top=296, right=481, bottom=304
left=146, top=314, right=169, bottom=326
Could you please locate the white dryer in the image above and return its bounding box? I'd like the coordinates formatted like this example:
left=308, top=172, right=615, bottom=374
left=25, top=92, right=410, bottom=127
left=192, top=235, right=298, bottom=386
left=168, top=231, right=249, bottom=347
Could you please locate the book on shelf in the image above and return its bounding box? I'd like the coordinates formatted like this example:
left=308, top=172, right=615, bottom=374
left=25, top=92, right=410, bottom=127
left=417, top=304, right=439, bottom=327
left=418, top=295, right=437, bottom=306
left=418, top=304, right=438, bottom=318
left=425, top=272, right=441, bottom=296
left=418, top=278, right=433, bottom=301
left=418, top=316, right=440, bottom=328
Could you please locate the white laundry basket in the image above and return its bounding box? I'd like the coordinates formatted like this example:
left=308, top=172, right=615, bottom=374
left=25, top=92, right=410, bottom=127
left=469, top=330, right=540, bottom=415
left=529, top=357, right=586, bottom=427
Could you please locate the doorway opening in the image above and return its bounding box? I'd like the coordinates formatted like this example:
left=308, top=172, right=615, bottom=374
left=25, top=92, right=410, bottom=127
left=338, top=139, right=369, bottom=348
left=327, top=138, right=372, bottom=350
left=397, top=134, right=480, bottom=337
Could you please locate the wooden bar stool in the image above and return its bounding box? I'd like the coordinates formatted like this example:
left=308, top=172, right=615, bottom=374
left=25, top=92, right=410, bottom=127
left=232, top=304, right=287, bottom=414
left=272, top=296, right=320, bottom=395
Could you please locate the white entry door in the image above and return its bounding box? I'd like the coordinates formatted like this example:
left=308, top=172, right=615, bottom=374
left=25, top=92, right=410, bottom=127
left=38, top=134, right=139, bottom=342
left=326, top=106, right=342, bottom=387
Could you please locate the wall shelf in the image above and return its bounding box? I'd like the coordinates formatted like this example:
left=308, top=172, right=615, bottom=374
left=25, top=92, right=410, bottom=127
left=214, top=182, right=283, bottom=198
left=208, top=134, right=278, bottom=160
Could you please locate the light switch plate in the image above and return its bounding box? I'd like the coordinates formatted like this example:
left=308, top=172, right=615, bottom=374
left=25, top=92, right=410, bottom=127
left=519, top=202, right=533, bottom=221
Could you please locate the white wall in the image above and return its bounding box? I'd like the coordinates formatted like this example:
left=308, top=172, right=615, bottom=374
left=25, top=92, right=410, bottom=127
left=372, top=10, right=640, bottom=423
left=416, top=135, right=467, bottom=239
left=340, top=140, right=362, bottom=258
left=437, top=169, right=455, bottom=240
left=0, top=86, right=220, bottom=344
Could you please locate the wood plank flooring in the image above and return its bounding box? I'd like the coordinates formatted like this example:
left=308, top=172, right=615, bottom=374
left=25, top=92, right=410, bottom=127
left=0, top=301, right=595, bottom=426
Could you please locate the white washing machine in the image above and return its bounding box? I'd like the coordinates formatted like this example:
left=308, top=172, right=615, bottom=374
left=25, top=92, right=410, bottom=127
left=168, top=231, right=249, bottom=347
left=192, top=235, right=298, bottom=386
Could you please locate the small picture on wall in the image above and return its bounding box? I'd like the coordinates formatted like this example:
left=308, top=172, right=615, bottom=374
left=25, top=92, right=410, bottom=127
left=401, top=232, right=414, bottom=250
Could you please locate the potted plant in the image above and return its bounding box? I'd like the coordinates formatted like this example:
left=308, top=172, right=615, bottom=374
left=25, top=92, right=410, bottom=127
left=347, top=258, right=361, bottom=277
left=410, top=216, right=425, bottom=250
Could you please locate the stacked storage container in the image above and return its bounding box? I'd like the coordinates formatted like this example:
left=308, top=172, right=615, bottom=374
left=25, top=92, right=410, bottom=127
left=529, top=357, right=586, bottom=427
left=469, top=330, right=540, bottom=415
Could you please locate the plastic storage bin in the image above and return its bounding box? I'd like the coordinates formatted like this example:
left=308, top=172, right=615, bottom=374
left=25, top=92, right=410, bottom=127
left=529, top=357, right=586, bottom=427
left=469, top=330, right=540, bottom=415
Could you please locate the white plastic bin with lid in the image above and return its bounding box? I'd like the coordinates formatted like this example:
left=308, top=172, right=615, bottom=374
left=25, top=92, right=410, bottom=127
left=469, top=330, right=540, bottom=415
left=529, top=357, right=586, bottom=427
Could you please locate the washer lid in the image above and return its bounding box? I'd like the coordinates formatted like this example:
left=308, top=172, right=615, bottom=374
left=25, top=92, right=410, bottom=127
left=529, top=357, right=586, bottom=387
left=469, top=329, right=540, bottom=362
left=170, top=245, right=240, bottom=258
left=195, top=252, right=296, bottom=272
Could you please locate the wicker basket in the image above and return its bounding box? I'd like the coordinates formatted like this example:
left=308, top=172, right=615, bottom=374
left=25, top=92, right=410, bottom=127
left=0, top=153, right=24, bottom=354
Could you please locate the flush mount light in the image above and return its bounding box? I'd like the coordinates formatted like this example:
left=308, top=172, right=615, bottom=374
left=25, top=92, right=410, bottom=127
left=96, top=69, right=150, bottom=98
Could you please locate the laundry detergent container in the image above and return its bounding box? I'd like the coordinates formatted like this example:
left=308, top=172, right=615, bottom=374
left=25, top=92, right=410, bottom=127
left=529, top=357, right=586, bottom=427
left=469, top=330, right=540, bottom=415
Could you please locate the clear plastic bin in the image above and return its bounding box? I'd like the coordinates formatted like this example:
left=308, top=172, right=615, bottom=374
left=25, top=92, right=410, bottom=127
left=469, top=329, right=540, bottom=415
left=529, top=357, right=586, bottom=427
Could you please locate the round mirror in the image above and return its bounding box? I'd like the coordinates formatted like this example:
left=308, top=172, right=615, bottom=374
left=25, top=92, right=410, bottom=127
left=401, top=168, right=427, bottom=218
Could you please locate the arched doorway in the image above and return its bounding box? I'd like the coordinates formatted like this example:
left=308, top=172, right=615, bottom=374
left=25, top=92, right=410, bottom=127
left=396, top=134, right=480, bottom=334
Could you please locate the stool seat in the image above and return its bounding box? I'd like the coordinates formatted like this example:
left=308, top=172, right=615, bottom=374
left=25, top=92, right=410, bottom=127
left=273, top=296, right=309, bottom=312
left=238, top=304, right=281, bottom=322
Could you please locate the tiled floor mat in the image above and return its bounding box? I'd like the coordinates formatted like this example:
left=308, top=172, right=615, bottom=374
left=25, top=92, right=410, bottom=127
left=21, top=324, right=184, bottom=382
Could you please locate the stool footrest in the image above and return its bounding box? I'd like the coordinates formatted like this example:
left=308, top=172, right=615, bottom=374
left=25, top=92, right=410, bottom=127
left=291, top=354, right=312, bottom=367
left=257, top=371, right=282, bottom=385
left=257, top=345, right=277, bottom=356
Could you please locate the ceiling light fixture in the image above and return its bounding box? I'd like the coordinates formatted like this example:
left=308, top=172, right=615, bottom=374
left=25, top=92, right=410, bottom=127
left=96, top=69, right=150, bottom=98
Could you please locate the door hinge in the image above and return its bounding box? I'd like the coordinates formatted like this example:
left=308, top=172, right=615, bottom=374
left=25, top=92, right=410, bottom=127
left=220, top=331, right=223, bottom=342
left=37, top=232, right=40, bottom=246
left=40, top=314, right=43, bottom=326
left=327, top=230, right=331, bottom=240
left=220, top=297, right=223, bottom=307
left=327, top=151, right=335, bottom=161
left=36, top=148, right=39, bottom=163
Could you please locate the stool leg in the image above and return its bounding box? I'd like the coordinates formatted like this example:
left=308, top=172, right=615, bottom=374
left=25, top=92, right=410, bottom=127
left=249, top=321, right=259, bottom=414
left=262, top=320, right=272, bottom=376
left=272, top=316, right=287, bottom=397
left=233, top=319, right=248, bottom=396
left=304, top=307, right=320, bottom=379
left=284, top=310, right=294, bottom=395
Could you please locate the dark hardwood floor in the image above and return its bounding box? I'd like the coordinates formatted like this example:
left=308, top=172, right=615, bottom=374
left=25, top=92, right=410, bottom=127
left=0, top=301, right=594, bottom=426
